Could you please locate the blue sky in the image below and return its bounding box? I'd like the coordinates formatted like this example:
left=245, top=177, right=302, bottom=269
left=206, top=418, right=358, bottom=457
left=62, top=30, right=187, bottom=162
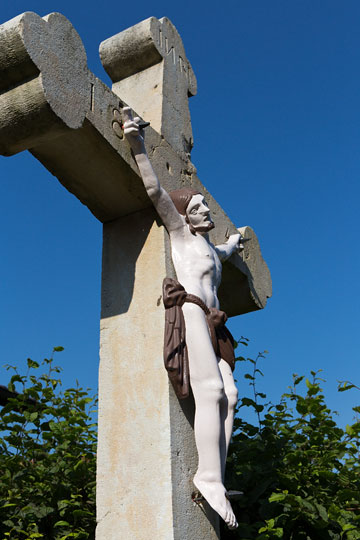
left=1, top=1, right=359, bottom=427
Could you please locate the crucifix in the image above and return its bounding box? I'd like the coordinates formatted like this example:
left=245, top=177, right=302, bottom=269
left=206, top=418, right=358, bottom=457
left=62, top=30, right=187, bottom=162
left=0, top=12, right=271, bottom=539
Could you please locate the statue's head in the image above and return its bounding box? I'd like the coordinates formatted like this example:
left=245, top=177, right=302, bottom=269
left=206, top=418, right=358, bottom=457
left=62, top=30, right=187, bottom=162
left=169, top=187, right=215, bottom=235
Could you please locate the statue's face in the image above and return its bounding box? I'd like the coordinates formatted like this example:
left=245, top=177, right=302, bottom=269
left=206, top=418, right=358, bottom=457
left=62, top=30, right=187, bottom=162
left=186, top=194, right=214, bottom=233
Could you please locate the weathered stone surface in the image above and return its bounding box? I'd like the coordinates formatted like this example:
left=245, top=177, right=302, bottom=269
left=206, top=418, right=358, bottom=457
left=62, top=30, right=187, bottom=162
left=220, top=226, right=272, bottom=315
left=0, top=12, right=89, bottom=154
left=100, top=17, right=197, bottom=159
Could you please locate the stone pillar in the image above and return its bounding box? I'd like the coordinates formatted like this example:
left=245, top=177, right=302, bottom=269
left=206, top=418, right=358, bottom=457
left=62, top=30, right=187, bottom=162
left=97, top=208, right=219, bottom=539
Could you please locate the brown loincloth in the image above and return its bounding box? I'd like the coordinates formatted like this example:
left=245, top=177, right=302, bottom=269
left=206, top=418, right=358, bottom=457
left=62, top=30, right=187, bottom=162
left=162, top=277, right=235, bottom=400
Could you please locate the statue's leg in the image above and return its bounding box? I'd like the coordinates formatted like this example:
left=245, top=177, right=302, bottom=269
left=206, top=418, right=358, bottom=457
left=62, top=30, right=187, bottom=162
left=183, top=303, right=224, bottom=482
left=182, top=303, right=238, bottom=529
left=218, top=359, right=238, bottom=481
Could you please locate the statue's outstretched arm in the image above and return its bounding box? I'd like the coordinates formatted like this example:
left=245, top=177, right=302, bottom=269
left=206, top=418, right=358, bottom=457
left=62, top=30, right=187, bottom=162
left=123, top=108, right=184, bottom=234
left=215, top=234, right=243, bottom=261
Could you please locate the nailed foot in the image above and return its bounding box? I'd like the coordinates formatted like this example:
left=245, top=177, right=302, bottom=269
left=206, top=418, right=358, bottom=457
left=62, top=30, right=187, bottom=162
left=193, top=476, right=238, bottom=529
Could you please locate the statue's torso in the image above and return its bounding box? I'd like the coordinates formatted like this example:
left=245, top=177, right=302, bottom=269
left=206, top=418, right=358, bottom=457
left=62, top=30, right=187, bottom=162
left=170, top=229, right=222, bottom=308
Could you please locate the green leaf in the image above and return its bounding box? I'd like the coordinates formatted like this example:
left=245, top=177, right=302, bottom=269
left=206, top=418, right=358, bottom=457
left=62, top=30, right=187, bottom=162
left=10, top=374, right=24, bottom=385
left=315, top=502, right=328, bottom=521
left=269, top=493, right=286, bottom=502
left=342, top=524, right=357, bottom=532
left=27, top=358, right=40, bottom=369
left=53, top=346, right=64, bottom=352
left=73, top=509, right=92, bottom=518
left=54, top=520, right=71, bottom=527
left=29, top=412, right=38, bottom=422
left=240, top=397, right=257, bottom=408
left=338, top=382, right=356, bottom=392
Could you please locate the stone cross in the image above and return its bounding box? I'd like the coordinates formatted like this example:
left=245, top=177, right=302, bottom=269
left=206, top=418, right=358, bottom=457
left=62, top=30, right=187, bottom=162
left=0, top=12, right=272, bottom=540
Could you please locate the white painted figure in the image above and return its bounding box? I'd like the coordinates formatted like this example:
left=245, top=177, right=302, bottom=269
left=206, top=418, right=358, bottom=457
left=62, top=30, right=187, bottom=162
left=124, top=108, right=242, bottom=530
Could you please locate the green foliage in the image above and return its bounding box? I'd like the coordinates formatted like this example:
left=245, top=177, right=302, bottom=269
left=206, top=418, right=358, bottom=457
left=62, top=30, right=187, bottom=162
left=1, top=344, right=359, bottom=539
left=0, top=349, right=97, bottom=539
left=223, top=342, right=360, bottom=539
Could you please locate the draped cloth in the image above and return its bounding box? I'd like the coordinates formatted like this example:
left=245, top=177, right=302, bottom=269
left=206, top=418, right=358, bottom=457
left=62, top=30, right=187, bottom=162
left=162, top=277, right=235, bottom=400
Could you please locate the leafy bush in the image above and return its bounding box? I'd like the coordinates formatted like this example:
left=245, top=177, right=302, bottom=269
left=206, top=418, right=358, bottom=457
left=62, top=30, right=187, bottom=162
left=0, top=349, right=97, bottom=539
left=223, top=341, right=360, bottom=539
left=1, top=344, right=359, bottom=539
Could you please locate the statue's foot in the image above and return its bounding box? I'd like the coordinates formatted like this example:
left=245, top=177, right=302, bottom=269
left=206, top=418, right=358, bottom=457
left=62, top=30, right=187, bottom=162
left=193, top=476, right=238, bottom=529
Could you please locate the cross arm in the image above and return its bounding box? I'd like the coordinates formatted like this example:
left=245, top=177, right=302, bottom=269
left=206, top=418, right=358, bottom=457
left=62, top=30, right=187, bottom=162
left=0, top=11, right=151, bottom=222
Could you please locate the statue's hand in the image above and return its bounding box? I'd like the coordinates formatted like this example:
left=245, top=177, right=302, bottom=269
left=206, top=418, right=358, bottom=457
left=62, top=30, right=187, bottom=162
left=228, top=233, right=244, bottom=252
left=123, top=107, right=145, bottom=154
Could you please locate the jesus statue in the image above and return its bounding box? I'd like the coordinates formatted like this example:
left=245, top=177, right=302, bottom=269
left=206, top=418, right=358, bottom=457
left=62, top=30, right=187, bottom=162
left=124, top=108, right=242, bottom=530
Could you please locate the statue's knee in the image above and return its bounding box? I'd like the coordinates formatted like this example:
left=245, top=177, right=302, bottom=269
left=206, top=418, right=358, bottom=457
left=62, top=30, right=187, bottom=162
left=195, top=377, right=225, bottom=403
left=206, top=379, right=226, bottom=403
left=226, top=386, right=238, bottom=410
